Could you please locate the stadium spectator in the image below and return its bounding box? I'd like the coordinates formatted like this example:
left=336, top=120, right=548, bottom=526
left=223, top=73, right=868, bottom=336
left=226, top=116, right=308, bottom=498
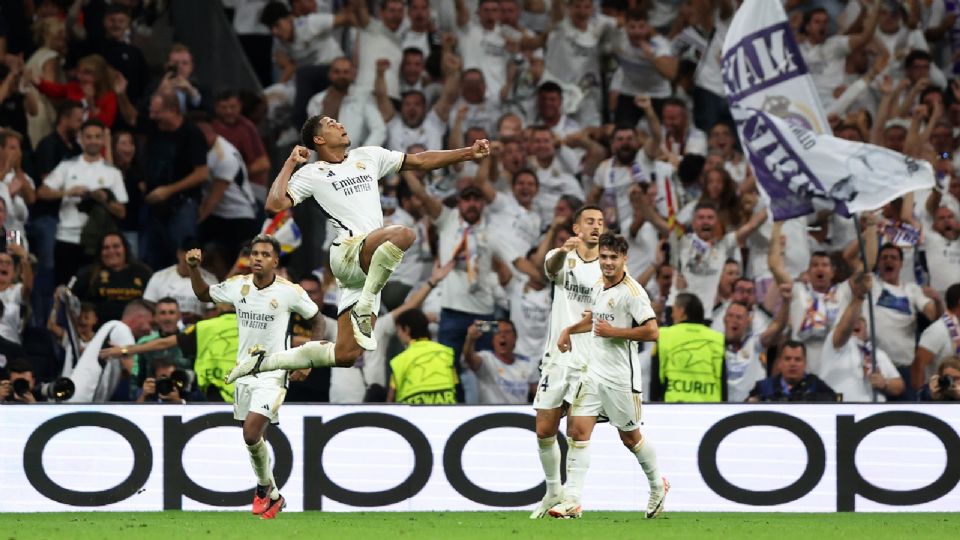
left=724, top=284, right=791, bottom=402
left=110, top=128, right=145, bottom=257
left=24, top=16, right=69, bottom=147
left=821, top=272, right=905, bottom=402
left=38, top=119, right=127, bottom=286
left=47, top=296, right=97, bottom=357
left=526, top=125, right=584, bottom=224
left=3, top=358, right=44, bottom=402
left=69, top=232, right=152, bottom=324
left=141, top=91, right=208, bottom=270
left=135, top=358, right=200, bottom=404
left=66, top=299, right=154, bottom=403
left=146, top=44, right=211, bottom=116
left=212, top=90, right=271, bottom=201
left=589, top=121, right=660, bottom=234
left=93, top=5, right=149, bottom=104
left=913, top=283, right=960, bottom=391
left=305, top=57, right=386, bottom=147
left=651, top=292, right=726, bottom=402
left=464, top=319, right=537, bottom=404
left=142, top=238, right=216, bottom=323
left=0, top=130, right=36, bottom=241
left=0, top=239, right=31, bottom=351
left=388, top=308, right=458, bottom=405
left=610, top=9, right=676, bottom=127
left=130, top=297, right=191, bottom=389
left=918, top=357, right=960, bottom=401
left=33, top=54, right=119, bottom=127
left=748, top=341, right=838, bottom=403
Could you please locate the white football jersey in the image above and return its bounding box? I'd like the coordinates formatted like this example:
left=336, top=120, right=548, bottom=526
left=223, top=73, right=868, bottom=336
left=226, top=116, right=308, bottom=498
left=585, top=274, right=657, bottom=393
left=209, top=274, right=319, bottom=387
left=286, top=146, right=405, bottom=240
left=543, top=248, right=601, bottom=369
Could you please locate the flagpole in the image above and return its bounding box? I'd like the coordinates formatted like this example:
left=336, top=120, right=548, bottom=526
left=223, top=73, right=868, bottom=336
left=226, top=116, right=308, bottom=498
left=852, top=215, right=879, bottom=403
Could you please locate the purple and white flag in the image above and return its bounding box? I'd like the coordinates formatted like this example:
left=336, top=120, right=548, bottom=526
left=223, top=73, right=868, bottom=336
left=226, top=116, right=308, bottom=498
left=722, top=0, right=934, bottom=220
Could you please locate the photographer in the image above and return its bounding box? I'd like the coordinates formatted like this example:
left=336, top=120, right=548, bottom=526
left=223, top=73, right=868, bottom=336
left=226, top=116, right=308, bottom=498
left=136, top=358, right=199, bottom=404
left=0, top=239, right=31, bottom=358
left=464, top=319, right=538, bottom=404
left=3, top=359, right=42, bottom=403
left=919, top=357, right=960, bottom=402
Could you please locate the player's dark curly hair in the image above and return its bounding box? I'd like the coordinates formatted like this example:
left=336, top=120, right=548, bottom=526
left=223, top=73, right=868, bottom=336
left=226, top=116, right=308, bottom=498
left=300, top=115, right=322, bottom=149
left=249, top=234, right=281, bottom=258
left=598, top=232, right=628, bottom=255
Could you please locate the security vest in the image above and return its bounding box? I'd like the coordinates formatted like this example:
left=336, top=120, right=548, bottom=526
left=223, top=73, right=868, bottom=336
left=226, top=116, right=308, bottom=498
left=656, top=322, right=725, bottom=402
left=193, top=313, right=240, bottom=403
left=390, top=339, right=458, bottom=404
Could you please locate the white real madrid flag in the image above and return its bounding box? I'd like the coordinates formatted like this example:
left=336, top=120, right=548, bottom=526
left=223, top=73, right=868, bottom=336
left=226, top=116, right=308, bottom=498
left=722, top=0, right=934, bottom=221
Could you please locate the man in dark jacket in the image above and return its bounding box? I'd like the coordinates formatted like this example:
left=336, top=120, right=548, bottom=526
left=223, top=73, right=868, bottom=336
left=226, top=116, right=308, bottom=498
left=748, top=340, right=837, bottom=402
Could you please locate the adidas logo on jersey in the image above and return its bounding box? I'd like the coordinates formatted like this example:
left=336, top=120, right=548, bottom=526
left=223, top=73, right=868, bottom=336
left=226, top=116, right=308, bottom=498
left=262, top=404, right=270, bottom=411
left=327, top=170, right=335, bottom=177
left=240, top=298, right=247, bottom=304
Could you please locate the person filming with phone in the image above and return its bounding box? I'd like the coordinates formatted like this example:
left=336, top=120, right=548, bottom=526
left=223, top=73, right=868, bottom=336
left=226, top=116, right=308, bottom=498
left=464, top=319, right=538, bottom=404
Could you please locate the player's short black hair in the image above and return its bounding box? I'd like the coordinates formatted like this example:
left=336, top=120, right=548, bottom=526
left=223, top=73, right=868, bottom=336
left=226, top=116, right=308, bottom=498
left=7, top=358, right=33, bottom=375
left=598, top=232, right=628, bottom=255
left=662, top=97, right=687, bottom=111
left=301, top=115, right=322, bottom=148
left=260, top=1, right=291, bottom=28
left=878, top=242, right=903, bottom=261
left=402, top=46, right=424, bottom=58
left=678, top=154, right=706, bottom=184
left=215, top=88, right=242, bottom=103
left=694, top=201, right=719, bottom=214
left=573, top=204, right=603, bottom=223
left=396, top=308, right=430, bottom=340
left=905, top=49, right=933, bottom=70
left=800, top=8, right=828, bottom=35
left=674, top=293, right=705, bottom=324
left=250, top=234, right=282, bottom=258
left=625, top=7, right=648, bottom=21
left=946, top=283, right=960, bottom=311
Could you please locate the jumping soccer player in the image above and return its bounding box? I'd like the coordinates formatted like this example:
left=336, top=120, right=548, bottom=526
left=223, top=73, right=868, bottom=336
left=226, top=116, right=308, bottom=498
left=187, top=234, right=322, bottom=519
left=550, top=232, right=666, bottom=519
left=225, top=115, right=488, bottom=383
left=529, top=205, right=604, bottom=519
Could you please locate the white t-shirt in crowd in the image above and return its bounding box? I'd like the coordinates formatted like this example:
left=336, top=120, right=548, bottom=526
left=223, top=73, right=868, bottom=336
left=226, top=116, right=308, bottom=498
left=583, top=274, right=656, bottom=393
left=67, top=321, right=134, bottom=402
left=383, top=208, right=432, bottom=288
left=276, top=12, right=344, bottom=67
left=355, top=18, right=405, bottom=99
left=747, top=216, right=810, bottom=280
left=386, top=110, right=446, bottom=153
left=925, top=230, right=960, bottom=296
left=591, top=153, right=654, bottom=232
left=207, top=136, right=256, bottom=220
left=626, top=221, right=658, bottom=280
left=436, top=206, right=502, bottom=315
left=545, top=14, right=618, bottom=116
left=447, top=95, right=503, bottom=138
left=820, top=332, right=900, bottom=402
left=209, top=274, right=318, bottom=387
left=673, top=232, right=741, bottom=312
left=505, top=274, right=552, bottom=362
left=724, top=333, right=766, bottom=403
left=917, top=314, right=960, bottom=381
left=486, top=193, right=541, bottom=263
left=800, top=36, right=850, bottom=109
left=531, top=160, right=585, bottom=224
left=474, top=350, right=538, bottom=404
left=611, top=33, right=673, bottom=98
left=870, top=279, right=932, bottom=368
left=0, top=283, right=23, bottom=344
left=457, top=22, right=512, bottom=103
left=543, top=248, right=601, bottom=370
left=142, top=265, right=218, bottom=317
left=661, top=125, right=707, bottom=156
left=287, top=146, right=405, bottom=240
left=43, top=156, right=127, bottom=244
left=789, top=281, right=852, bottom=376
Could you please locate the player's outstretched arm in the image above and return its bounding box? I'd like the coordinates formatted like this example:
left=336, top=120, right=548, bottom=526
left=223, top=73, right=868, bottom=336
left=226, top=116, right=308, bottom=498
left=401, top=139, right=490, bottom=172
left=185, top=249, right=212, bottom=302
left=265, top=145, right=310, bottom=214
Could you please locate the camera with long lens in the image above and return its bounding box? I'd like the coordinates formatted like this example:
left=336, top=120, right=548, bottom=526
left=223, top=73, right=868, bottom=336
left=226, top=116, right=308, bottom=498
left=11, top=377, right=74, bottom=402
left=938, top=375, right=957, bottom=400
left=156, top=370, right=189, bottom=397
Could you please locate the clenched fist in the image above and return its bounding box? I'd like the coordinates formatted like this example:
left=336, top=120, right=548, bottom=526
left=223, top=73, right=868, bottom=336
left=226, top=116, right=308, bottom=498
left=185, top=248, right=202, bottom=268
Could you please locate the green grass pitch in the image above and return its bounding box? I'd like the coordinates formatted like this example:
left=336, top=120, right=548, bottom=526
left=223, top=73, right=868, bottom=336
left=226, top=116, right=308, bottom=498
left=2, top=512, right=959, bottom=540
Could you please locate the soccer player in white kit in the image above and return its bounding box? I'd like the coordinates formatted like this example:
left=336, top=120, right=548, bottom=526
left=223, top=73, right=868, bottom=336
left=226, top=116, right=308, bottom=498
left=529, top=205, right=604, bottom=519
left=186, top=235, right=322, bottom=519
left=550, top=232, right=666, bottom=519
left=225, top=115, right=489, bottom=381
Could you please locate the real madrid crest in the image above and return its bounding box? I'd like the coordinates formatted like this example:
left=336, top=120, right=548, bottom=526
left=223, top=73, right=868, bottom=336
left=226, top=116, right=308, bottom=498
left=241, top=284, right=250, bottom=297
left=567, top=258, right=576, bottom=269
left=270, top=298, right=279, bottom=310
left=356, top=162, right=366, bottom=170
left=608, top=297, right=615, bottom=309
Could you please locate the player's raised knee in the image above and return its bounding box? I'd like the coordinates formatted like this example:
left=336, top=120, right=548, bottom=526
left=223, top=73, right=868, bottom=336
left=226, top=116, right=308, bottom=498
left=389, top=225, right=416, bottom=250
left=334, top=343, right=363, bottom=367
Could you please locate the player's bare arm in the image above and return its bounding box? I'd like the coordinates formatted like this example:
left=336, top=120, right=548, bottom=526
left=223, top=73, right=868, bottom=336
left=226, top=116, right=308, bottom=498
left=185, top=248, right=212, bottom=302
left=401, top=139, right=491, bottom=172
left=545, top=236, right=581, bottom=278
left=594, top=318, right=659, bottom=342
left=265, top=145, right=310, bottom=214
left=557, top=310, right=593, bottom=353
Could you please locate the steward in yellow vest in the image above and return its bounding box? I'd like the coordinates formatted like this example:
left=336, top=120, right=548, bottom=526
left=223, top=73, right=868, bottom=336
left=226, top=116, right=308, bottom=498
left=651, top=293, right=727, bottom=402
left=388, top=309, right=458, bottom=404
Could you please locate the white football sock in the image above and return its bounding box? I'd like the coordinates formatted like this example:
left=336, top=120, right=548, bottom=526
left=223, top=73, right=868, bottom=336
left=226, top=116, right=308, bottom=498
left=247, top=438, right=273, bottom=487
left=355, top=241, right=404, bottom=315
left=263, top=341, right=336, bottom=370
left=537, top=436, right=562, bottom=499
left=564, top=438, right=591, bottom=504
left=631, top=437, right=663, bottom=490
